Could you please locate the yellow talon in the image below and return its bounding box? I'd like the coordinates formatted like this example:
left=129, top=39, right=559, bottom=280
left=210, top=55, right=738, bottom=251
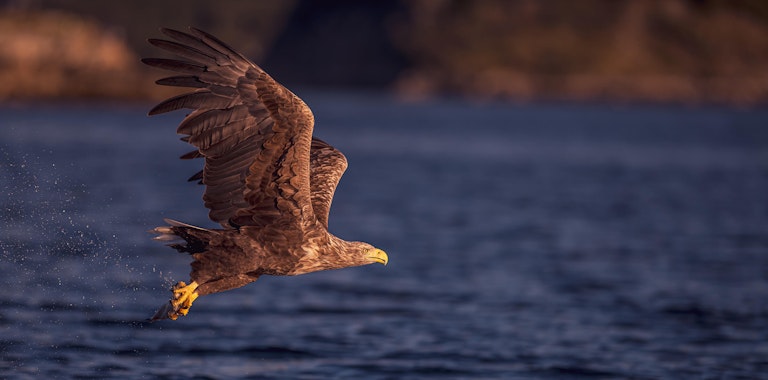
left=167, top=280, right=199, bottom=320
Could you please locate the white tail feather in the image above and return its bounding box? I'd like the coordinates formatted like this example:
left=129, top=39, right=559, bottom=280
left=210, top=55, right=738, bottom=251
left=152, top=233, right=179, bottom=242
left=152, top=226, right=173, bottom=234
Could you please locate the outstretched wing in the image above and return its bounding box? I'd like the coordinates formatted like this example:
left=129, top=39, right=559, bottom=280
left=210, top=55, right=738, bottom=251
left=309, top=138, right=348, bottom=228
left=144, top=27, right=316, bottom=231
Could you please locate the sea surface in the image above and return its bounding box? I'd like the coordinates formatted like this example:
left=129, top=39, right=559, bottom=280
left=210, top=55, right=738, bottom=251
left=1, top=94, right=767, bottom=379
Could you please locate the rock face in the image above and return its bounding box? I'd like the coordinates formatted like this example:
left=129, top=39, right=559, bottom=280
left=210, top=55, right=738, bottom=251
left=0, top=9, right=146, bottom=100
left=390, top=0, right=768, bottom=104
left=3, top=1, right=768, bottom=104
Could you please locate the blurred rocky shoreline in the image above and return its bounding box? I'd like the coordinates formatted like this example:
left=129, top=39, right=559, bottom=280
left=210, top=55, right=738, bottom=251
left=0, top=9, right=153, bottom=100
left=2, top=1, right=768, bottom=105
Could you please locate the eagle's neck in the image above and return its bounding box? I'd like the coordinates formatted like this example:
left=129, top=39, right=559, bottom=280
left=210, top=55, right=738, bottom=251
left=288, top=234, right=366, bottom=275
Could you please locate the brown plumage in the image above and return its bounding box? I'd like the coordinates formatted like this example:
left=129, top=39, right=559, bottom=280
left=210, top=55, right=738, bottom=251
left=144, top=27, right=387, bottom=321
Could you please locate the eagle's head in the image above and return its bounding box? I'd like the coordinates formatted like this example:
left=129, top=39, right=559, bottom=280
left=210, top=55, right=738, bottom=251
left=353, top=242, right=388, bottom=266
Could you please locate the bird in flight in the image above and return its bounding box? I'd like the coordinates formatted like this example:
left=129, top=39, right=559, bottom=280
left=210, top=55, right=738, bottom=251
left=143, top=27, right=388, bottom=321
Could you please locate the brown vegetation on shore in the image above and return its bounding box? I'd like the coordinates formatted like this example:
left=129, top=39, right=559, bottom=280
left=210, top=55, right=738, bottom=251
left=392, top=0, right=768, bottom=104
left=2, top=1, right=768, bottom=105
left=0, top=9, right=159, bottom=101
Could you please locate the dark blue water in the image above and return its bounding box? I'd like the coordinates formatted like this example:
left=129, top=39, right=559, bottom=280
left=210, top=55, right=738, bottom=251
left=1, top=94, right=768, bottom=379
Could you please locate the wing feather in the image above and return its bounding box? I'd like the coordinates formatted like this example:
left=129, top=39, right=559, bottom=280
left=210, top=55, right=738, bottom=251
left=148, top=90, right=234, bottom=115
left=145, top=28, right=316, bottom=233
left=142, top=58, right=206, bottom=74
left=147, top=38, right=219, bottom=66
left=188, top=27, right=254, bottom=71
left=155, top=75, right=206, bottom=88
left=176, top=106, right=250, bottom=135
left=180, top=150, right=202, bottom=160
left=156, top=75, right=239, bottom=97
left=158, top=28, right=233, bottom=61
left=308, top=138, right=348, bottom=228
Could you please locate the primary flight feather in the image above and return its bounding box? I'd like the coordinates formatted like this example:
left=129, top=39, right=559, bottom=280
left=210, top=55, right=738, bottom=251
left=144, top=27, right=387, bottom=321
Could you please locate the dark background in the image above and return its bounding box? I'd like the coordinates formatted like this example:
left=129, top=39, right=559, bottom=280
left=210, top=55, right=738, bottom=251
left=2, top=0, right=768, bottom=104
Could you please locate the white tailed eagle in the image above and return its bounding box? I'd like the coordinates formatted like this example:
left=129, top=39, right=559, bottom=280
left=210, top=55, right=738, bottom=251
left=143, top=28, right=388, bottom=321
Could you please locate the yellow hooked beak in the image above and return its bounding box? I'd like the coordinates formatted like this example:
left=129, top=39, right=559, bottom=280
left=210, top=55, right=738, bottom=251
left=368, top=248, right=388, bottom=266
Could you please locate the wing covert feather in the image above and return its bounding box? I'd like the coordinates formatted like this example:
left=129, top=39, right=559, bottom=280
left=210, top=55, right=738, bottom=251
left=308, top=138, right=348, bottom=228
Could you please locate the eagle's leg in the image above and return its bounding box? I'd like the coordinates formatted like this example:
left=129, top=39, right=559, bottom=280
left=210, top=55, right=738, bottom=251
left=169, top=281, right=199, bottom=319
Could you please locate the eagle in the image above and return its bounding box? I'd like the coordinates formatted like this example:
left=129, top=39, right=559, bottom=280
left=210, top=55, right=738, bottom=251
left=143, top=27, right=388, bottom=321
